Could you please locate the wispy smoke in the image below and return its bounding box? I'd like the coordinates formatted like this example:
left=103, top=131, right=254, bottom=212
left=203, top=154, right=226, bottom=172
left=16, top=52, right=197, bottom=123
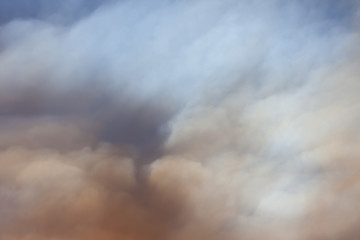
left=0, top=0, right=359, bottom=239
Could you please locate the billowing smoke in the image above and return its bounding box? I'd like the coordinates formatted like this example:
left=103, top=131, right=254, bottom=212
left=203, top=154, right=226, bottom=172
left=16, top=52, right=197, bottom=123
left=0, top=0, right=360, bottom=239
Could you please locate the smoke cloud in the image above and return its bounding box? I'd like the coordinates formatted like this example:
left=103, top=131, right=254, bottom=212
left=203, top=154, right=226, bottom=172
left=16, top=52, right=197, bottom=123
left=0, top=0, right=360, bottom=239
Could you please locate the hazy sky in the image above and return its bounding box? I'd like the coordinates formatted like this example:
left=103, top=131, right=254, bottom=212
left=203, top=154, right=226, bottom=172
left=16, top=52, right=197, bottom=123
left=0, top=0, right=359, bottom=239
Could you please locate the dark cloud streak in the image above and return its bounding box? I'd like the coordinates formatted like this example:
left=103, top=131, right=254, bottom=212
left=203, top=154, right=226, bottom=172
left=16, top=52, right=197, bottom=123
left=0, top=0, right=114, bottom=25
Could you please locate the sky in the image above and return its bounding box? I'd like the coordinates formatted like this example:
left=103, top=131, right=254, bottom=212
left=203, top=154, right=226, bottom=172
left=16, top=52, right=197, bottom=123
left=0, top=0, right=360, bottom=239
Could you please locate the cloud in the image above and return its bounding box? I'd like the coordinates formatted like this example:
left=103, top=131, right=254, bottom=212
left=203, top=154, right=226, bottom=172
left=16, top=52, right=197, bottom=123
left=0, top=0, right=359, bottom=239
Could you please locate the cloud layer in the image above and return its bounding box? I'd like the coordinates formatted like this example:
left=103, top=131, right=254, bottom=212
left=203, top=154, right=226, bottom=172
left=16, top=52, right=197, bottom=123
left=0, top=0, right=360, bottom=239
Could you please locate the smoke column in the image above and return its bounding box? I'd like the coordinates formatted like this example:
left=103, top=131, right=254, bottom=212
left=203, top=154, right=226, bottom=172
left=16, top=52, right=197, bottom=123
left=0, top=0, right=360, bottom=239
